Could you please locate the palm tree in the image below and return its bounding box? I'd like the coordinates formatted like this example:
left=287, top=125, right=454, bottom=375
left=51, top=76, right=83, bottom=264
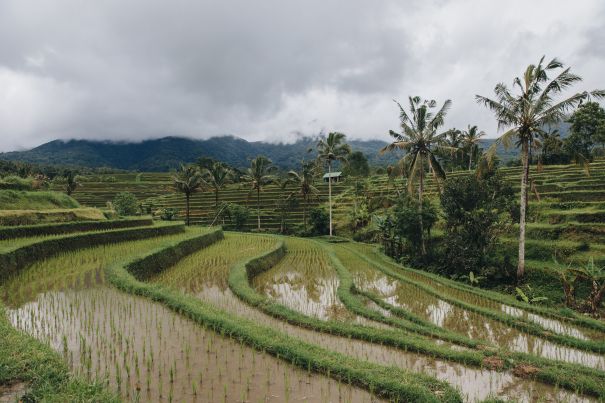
left=286, top=160, right=321, bottom=231
left=380, top=96, right=453, bottom=255
left=63, top=170, right=80, bottom=195
left=476, top=56, right=604, bottom=280
left=172, top=164, right=205, bottom=226
left=461, top=125, right=486, bottom=171
left=242, top=155, right=277, bottom=231
left=317, top=132, right=351, bottom=237
left=444, top=129, right=462, bottom=171
left=203, top=162, right=232, bottom=207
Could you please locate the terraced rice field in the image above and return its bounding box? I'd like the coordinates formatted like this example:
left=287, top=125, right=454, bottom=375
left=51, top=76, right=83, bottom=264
left=2, top=157, right=605, bottom=402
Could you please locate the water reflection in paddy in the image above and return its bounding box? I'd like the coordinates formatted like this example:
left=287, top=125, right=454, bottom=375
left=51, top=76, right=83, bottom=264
left=335, top=244, right=605, bottom=371
left=2, top=237, right=379, bottom=403
left=357, top=243, right=604, bottom=342
left=152, top=235, right=594, bottom=402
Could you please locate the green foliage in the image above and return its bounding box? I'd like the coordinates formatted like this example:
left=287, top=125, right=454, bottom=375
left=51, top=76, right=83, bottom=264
left=227, top=203, right=250, bottom=230
left=0, top=190, right=80, bottom=210
left=158, top=207, right=179, bottom=221
left=439, top=172, right=515, bottom=279
left=515, top=285, right=548, bottom=304
left=566, top=102, right=605, bottom=157
left=309, top=207, right=329, bottom=235
left=0, top=218, right=152, bottom=239
left=172, top=163, right=205, bottom=225
left=0, top=175, right=34, bottom=190
left=0, top=222, right=184, bottom=282
left=539, top=130, right=570, bottom=165
left=242, top=155, right=277, bottom=230
left=467, top=271, right=484, bottom=286
left=112, top=191, right=140, bottom=216
left=343, top=151, right=370, bottom=177
left=393, top=195, right=438, bottom=252
left=62, top=169, right=80, bottom=195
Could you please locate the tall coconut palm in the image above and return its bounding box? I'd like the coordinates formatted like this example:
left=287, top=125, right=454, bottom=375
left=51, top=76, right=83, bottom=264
left=286, top=160, right=320, bottom=231
left=317, top=132, right=351, bottom=237
left=203, top=161, right=232, bottom=207
left=380, top=96, right=453, bottom=255
left=444, top=129, right=462, bottom=171
left=476, top=56, right=604, bottom=280
left=461, top=125, right=486, bottom=171
left=172, top=164, right=205, bottom=226
left=242, top=155, right=277, bottom=231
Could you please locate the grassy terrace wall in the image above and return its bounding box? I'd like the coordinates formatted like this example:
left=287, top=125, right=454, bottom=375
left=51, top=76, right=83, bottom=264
left=0, top=222, right=184, bottom=282
left=0, top=217, right=154, bottom=239
left=107, top=229, right=463, bottom=402
left=0, top=304, right=118, bottom=402
left=0, top=207, right=107, bottom=226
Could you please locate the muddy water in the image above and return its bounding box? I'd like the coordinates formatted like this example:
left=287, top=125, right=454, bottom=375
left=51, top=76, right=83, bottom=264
left=152, top=234, right=593, bottom=402
left=358, top=243, right=604, bottom=342
left=252, top=237, right=357, bottom=321
left=336, top=244, right=605, bottom=371
left=153, top=234, right=379, bottom=327
left=335, top=243, right=605, bottom=369
left=2, top=236, right=379, bottom=403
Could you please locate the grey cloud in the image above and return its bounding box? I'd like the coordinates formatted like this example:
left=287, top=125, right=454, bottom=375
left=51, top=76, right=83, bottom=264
left=0, top=0, right=604, bottom=151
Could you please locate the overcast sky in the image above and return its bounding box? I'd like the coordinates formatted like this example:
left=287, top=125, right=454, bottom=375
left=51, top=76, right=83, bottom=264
left=1, top=0, right=604, bottom=151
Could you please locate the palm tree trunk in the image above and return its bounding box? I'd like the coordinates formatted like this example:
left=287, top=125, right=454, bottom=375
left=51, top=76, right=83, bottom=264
left=303, top=202, right=307, bottom=231
left=518, top=140, right=529, bottom=280
left=328, top=161, right=333, bottom=237
left=418, top=154, right=426, bottom=256
left=186, top=193, right=190, bottom=226
left=468, top=147, right=472, bottom=171
left=257, top=188, right=261, bottom=231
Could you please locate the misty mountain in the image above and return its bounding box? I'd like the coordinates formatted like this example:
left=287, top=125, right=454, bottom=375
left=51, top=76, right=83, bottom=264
left=0, top=134, right=529, bottom=172
left=0, top=136, right=400, bottom=171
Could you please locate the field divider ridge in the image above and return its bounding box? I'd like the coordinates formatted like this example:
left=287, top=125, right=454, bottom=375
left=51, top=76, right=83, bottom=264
left=0, top=222, right=185, bottom=282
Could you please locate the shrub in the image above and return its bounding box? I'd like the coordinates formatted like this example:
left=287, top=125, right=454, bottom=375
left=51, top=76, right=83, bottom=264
left=158, top=207, right=179, bottom=221
left=113, top=192, right=139, bottom=216
left=228, top=204, right=249, bottom=230
left=0, top=190, right=80, bottom=210
left=309, top=207, right=329, bottom=235
left=439, top=171, right=515, bottom=281
left=112, top=192, right=139, bottom=216
left=0, top=175, right=33, bottom=190
left=393, top=196, right=437, bottom=252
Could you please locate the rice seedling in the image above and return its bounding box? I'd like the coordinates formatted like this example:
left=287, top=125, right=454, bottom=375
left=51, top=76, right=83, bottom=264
left=1, top=230, right=381, bottom=402
left=333, top=243, right=605, bottom=370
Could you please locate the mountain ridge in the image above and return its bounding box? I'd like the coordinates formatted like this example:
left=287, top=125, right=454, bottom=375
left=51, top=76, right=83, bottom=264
left=0, top=136, right=400, bottom=171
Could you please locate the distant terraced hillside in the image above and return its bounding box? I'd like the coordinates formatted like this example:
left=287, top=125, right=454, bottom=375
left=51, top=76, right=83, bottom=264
left=62, top=160, right=605, bottom=236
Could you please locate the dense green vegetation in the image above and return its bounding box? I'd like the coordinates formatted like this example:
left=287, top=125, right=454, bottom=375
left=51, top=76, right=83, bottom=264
left=0, top=190, right=80, bottom=210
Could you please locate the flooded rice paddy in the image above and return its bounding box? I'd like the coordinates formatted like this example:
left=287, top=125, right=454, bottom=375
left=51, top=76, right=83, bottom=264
left=336, top=244, right=605, bottom=371
left=2, top=231, right=602, bottom=402
left=356, top=243, right=604, bottom=342
left=151, top=234, right=592, bottom=402
left=2, top=234, right=379, bottom=402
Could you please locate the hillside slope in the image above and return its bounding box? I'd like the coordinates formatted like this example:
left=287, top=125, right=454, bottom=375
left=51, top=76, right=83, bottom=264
left=1, top=136, right=401, bottom=171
